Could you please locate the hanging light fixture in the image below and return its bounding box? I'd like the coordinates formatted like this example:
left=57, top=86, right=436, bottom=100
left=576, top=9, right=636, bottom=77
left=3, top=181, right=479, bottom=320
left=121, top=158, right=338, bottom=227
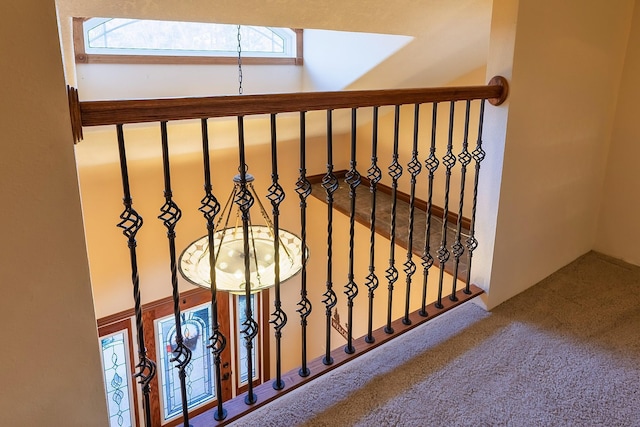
left=179, top=174, right=306, bottom=294
left=179, top=26, right=305, bottom=294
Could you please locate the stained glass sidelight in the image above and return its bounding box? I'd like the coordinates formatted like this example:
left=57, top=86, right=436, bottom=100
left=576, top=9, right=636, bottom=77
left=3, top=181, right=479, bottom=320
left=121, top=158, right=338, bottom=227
left=237, top=294, right=258, bottom=384
left=156, top=303, right=215, bottom=421
left=100, top=331, right=135, bottom=427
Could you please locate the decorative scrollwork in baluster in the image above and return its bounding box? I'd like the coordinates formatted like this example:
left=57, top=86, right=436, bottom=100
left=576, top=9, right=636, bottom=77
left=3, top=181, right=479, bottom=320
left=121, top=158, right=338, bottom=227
left=199, top=118, right=228, bottom=420
left=420, top=104, right=440, bottom=316
left=157, top=121, right=192, bottom=426
left=234, top=179, right=255, bottom=213
left=235, top=116, right=258, bottom=405
left=465, top=100, right=487, bottom=294
left=296, top=110, right=313, bottom=377
left=115, top=124, right=156, bottom=427
left=450, top=101, right=473, bottom=301
left=267, top=113, right=288, bottom=390
left=241, top=314, right=260, bottom=349
left=365, top=107, right=382, bottom=343
left=403, top=104, right=422, bottom=325
left=322, top=109, right=338, bottom=365
left=385, top=106, right=403, bottom=334
left=344, top=108, right=361, bottom=354
left=435, top=103, right=456, bottom=309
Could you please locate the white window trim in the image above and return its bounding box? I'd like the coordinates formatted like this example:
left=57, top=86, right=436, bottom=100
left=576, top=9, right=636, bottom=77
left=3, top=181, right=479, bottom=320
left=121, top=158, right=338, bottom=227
left=73, top=17, right=303, bottom=65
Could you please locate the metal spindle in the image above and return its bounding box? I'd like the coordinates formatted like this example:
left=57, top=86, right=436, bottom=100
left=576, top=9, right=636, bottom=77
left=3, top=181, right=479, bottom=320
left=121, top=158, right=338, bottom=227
left=344, top=108, right=361, bottom=354
left=321, top=109, right=338, bottom=365
left=295, top=111, right=312, bottom=376
left=403, top=104, right=421, bottom=325
left=236, top=116, right=258, bottom=404
left=465, top=100, right=486, bottom=294
left=267, top=114, right=287, bottom=390
left=115, top=125, right=156, bottom=427
left=450, top=101, right=472, bottom=300
left=420, top=104, right=439, bottom=316
left=435, top=102, right=456, bottom=309
left=385, top=105, right=403, bottom=334
left=365, top=107, right=381, bottom=343
left=158, top=121, right=192, bottom=425
left=199, top=118, right=227, bottom=421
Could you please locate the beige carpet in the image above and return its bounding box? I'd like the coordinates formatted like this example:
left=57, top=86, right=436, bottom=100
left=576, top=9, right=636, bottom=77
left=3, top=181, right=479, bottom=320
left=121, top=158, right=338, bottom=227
left=231, top=251, right=640, bottom=426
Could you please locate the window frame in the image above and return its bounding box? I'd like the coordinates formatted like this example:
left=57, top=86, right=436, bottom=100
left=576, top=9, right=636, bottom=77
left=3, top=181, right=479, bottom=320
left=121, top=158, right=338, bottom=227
left=98, top=318, right=141, bottom=427
left=73, top=18, right=303, bottom=66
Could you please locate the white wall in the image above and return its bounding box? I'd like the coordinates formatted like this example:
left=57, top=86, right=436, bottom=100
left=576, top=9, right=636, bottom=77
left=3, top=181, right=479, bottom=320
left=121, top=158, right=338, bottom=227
left=302, top=29, right=413, bottom=91
left=596, top=1, right=640, bottom=265
left=0, top=0, right=108, bottom=425
left=480, top=0, right=634, bottom=308
left=76, top=63, right=305, bottom=100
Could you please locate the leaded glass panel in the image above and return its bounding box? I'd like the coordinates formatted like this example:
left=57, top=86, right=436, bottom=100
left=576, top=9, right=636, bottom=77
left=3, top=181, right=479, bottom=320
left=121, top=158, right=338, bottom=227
left=237, top=294, right=258, bottom=384
left=83, top=18, right=294, bottom=57
left=156, top=303, right=215, bottom=421
left=100, top=331, right=135, bottom=427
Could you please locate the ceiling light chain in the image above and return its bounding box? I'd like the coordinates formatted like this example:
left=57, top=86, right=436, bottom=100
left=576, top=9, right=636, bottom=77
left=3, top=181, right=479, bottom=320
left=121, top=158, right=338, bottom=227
left=237, top=25, right=243, bottom=95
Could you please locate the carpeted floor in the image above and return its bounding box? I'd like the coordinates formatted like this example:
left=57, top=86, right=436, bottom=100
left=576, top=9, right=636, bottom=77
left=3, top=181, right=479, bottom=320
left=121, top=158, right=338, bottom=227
left=230, top=251, right=640, bottom=426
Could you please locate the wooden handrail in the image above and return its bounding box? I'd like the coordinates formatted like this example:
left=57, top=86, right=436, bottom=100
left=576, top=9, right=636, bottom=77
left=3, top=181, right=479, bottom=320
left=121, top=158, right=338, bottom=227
left=68, top=76, right=508, bottom=143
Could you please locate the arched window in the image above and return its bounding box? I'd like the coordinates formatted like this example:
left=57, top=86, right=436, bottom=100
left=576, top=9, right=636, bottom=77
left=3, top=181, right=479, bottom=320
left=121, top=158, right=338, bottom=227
left=74, top=18, right=303, bottom=65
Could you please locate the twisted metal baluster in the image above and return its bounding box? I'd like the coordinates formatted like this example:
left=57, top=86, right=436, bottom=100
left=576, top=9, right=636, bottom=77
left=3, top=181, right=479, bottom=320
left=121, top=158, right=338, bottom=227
left=267, top=114, right=288, bottom=390
left=295, top=111, right=312, bottom=376
left=450, top=101, right=472, bottom=301
left=115, top=125, right=156, bottom=427
left=385, top=105, right=403, bottom=334
left=199, top=119, right=227, bottom=421
left=403, top=104, right=421, bottom=325
left=365, top=107, right=381, bottom=343
left=420, top=104, right=439, bottom=316
left=158, top=121, right=192, bottom=425
left=465, top=100, right=486, bottom=294
left=236, top=116, right=258, bottom=404
left=435, top=102, right=456, bottom=309
left=344, top=108, right=361, bottom=354
left=321, top=109, right=339, bottom=365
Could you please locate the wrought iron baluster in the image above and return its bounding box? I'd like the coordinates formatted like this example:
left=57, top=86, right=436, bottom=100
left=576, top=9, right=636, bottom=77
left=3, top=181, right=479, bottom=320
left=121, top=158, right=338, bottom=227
left=158, top=121, right=192, bottom=425
left=267, top=113, right=288, bottom=390
left=403, top=104, right=421, bottom=325
left=344, top=108, right=361, bottom=354
left=365, top=107, right=381, bottom=343
left=385, top=105, right=403, bottom=334
left=236, top=116, right=259, bottom=404
left=199, top=118, right=227, bottom=421
left=420, top=104, right=439, bottom=316
left=321, top=109, right=338, bottom=365
left=465, top=100, right=486, bottom=294
left=436, top=102, right=456, bottom=309
left=450, top=101, right=472, bottom=301
left=115, top=125, right=156, bottom=427
left=295, top=111, right=312, bottom=377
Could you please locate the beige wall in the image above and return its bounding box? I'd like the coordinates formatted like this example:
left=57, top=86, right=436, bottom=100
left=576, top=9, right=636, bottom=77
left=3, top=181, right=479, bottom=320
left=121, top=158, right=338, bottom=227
left=5, top=0, right=638, bottom=423
left=0, top=0, right=108, bottom=425
left=596, top=1, right=640, bottom=264
left=480, top=0, right=634, bottom=308
left=77, top=122, right=349, bottom=318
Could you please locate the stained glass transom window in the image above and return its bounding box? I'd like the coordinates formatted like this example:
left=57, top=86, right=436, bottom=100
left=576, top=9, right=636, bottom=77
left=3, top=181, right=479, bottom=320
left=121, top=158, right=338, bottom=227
left=100, top=331, right=135, bottom=427
left=156, top=303, right=215, bottom=421
left=82, top=18, right=296, bottom=58
left=237, top=294, right=258, bottom=384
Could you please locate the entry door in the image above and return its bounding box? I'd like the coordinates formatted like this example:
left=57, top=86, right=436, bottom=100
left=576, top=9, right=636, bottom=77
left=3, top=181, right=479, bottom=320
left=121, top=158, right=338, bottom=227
left=143, top=289, right=232, bottom=427
left=97, top=288, right=269, bottom=427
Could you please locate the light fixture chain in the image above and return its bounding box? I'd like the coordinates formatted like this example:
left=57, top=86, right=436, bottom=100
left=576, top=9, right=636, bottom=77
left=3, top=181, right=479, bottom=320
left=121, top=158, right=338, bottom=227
left=237, top=25, right=243, bottom=95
